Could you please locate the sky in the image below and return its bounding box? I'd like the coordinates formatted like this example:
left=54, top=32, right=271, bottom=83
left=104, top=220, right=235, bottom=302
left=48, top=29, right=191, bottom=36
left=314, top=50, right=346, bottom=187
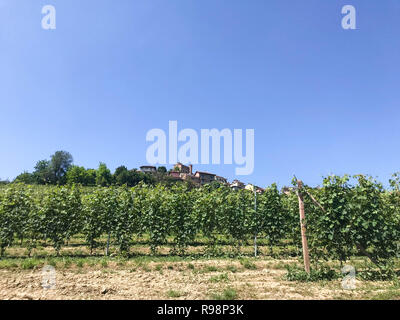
left=0, top=0, right=399, bottom=188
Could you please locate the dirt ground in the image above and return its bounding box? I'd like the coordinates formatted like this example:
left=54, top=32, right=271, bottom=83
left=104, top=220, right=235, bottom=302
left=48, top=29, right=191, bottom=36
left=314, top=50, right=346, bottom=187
left=0, top=259, right=396, bottom=300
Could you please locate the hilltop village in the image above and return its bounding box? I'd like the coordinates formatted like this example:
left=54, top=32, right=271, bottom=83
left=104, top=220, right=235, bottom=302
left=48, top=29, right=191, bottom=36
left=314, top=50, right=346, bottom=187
left=140, top=162, right=264, bottom=193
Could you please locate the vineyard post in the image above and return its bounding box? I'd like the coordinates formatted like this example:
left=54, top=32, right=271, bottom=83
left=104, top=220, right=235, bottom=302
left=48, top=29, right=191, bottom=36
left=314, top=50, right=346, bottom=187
left=297, top=180, right=310, bottom=273
left=254, top=187, right=257, bottom=257
left=106, top=233, right=110, bottom=256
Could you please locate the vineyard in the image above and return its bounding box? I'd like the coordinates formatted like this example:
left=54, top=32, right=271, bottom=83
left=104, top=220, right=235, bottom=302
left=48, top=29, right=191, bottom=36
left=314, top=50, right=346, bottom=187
left=0, top=174, right=399, bottom=274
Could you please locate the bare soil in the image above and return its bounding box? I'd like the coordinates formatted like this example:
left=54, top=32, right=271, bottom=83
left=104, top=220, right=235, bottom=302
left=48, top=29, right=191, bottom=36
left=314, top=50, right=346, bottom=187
left=0, top=259, right=395, bottom=300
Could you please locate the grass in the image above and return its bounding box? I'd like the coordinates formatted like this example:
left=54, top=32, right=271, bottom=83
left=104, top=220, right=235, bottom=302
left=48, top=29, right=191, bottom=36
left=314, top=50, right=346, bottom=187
left=370, top=289, right=400, bottom=300
left=76, top=260, right=84, bottom=268
left=211, top=287, right=238, bottom=300
left=155, top=264, right=163, bottom=271
left=203, top=265, right=220, bottom=272
left=101, top=259, right=108, bottom=268
left=166, top=290, right=186, bottom=298
left=239, top=259, right=257, bottom=270
left=21, top=259, right=40, bottom=270
left=209, top=273, right=229, bottom=283
left=142, top=264, right=152, bottom=272
left=187, top=263, right=195, bottom=270
left=225, top=265, right=238, bottom=273
left=369, top=281, right=400, bottom=300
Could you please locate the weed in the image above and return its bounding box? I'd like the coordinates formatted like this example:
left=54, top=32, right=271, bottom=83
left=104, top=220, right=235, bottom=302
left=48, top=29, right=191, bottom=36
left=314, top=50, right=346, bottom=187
left=211, top=287, right=237, bottom=300
left=240, top=259, right=256, bottom=270
left=167, top=290, right=185, bottom=298
left=209, top=273, right=229, bottom=283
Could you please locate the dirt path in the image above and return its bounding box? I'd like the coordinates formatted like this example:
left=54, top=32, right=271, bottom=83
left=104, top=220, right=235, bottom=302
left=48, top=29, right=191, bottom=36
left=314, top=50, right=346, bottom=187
left=0, top=260, right=386, bottom=300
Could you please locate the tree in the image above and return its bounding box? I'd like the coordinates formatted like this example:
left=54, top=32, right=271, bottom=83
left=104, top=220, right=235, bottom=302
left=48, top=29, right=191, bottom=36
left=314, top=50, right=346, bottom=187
left=128, top=169, right=155, bottom=186
left=85, top=169, right=97, bottom=186
left=157, top=166, right=167, bottom=173
left=49, top=151, right=73, bottom=184
left=66, top=166, right=91, bottom=185
left=96, top=163, right=112, bottom=187
left=113, top=166, right=130, bottom=186
left=33, top=160, right=52, bottom=184
left=14, top=172, right=36, bottom=184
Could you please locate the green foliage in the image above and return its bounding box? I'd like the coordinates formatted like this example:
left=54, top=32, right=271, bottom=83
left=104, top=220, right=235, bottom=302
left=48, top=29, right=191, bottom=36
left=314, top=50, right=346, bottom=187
left=257, top=184, right=287, bottom=247
left=0, top=184, right=33, bottom=256
left=14, top=172, right=36, bottom=184
left=112, top=187, right=139, bottom=253
left=50, top=151, right=73, bottom=184
left=33, top=159, right=53, bottom=184
left=96, top=163, right=113, bottom=187
left=307, top=175, right=353, bottom=263
left=157, top=166, right=167, bottom=173
left=164, top=184, right=197, bottom=254
left=82, top=187, right=118, bottom=253
left=350, top=175, right=398, bottom=265
left=239, top=259, right=257, bottom=270
left=0, top=174, right=399, bottom=270
left=140, top=185, right=170, bottom=254
left=224, top=189, right=253, bottom=249
left=193, top=186, right=226, bottom=248
left=39, top=186, right=82, bottom=254
left=285, top=264, right=340, bottom=282
left=211, top=287, right=238, bottom=300
left=66, top=166, right=96, bottom=186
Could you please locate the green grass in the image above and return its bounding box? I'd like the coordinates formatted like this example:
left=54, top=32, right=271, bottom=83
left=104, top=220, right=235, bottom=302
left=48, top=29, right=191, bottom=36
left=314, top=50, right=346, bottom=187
left=187, top=263, right=195, bottom=270
left=203, top=265, right=220, bottom=272
left=370, top=289, right=400, bottom=300
left=211, top=287, right=238, bottom=300
left=76, top=260, right=84, bottom=268
left=239, top=259, right=257, bottom=270
left=21, top=259, right=40, bottom=270
left=209, top=273, right=229, bottom=283
left=100, top=259, right=108, bottom=268
left=142, top=264, right=152, bottom=272
left=225, top=265, right=238, bottom=273
left=155, top=264, right=163, bottom=271
left=166, top=290, right=185, bottom=298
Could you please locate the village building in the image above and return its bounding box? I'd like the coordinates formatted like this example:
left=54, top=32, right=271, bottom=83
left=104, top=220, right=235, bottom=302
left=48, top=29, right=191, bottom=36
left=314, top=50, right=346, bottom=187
left=140, top=165, right=157, bottom=174
left=141, top=163, right=264, bottom=189
left=230, top=179, right=245, bottom=191
left=173, top=162, right=193, bottom=174
left=194, top=171, right=216, bottom=185
left=215, top=175, right=228, bottom=185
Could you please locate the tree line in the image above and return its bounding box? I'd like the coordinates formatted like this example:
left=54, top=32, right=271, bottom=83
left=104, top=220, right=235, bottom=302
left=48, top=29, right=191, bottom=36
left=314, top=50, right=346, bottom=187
left=12, top=150, right=172, bottom=187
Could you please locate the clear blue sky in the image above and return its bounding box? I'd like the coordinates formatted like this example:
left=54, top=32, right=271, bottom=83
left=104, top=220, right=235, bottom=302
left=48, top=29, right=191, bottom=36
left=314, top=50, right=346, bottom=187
left=1, top=0, right=399, bottom=188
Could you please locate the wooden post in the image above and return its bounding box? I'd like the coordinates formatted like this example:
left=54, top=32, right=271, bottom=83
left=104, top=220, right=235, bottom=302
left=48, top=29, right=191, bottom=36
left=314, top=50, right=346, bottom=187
left=254, top=187, right=258, bottom=257
left=297, top=180, right=310, bottom=273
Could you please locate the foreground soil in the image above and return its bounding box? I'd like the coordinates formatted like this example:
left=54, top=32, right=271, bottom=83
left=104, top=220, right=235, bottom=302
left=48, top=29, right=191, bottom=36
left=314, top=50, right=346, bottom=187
left=0, top=259, right=398, bottom=300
